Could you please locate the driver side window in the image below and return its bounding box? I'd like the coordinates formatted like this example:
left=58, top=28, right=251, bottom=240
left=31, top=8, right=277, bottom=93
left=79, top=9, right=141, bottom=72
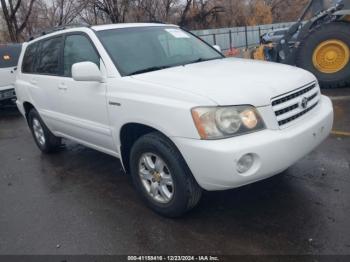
left=63, top=34, right=100, bottom=77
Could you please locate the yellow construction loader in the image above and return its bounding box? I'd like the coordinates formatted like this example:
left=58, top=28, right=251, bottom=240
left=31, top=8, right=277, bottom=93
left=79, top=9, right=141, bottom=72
left=254, top=0, right=350, bottom=88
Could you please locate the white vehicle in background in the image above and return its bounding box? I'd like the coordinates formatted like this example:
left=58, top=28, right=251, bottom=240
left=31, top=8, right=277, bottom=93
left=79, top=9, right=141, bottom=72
left=0, top=44, right=22, bottom=106
left=15, top=24, right=334, bottom=217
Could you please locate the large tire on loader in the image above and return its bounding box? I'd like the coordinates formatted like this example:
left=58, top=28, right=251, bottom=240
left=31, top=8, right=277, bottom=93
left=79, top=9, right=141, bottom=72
left=296, top=22, right=350, bottom=88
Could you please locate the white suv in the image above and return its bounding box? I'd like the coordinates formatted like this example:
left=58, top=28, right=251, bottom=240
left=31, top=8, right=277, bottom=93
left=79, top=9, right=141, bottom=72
left=0, top=44, right=22, bottom=105
left=15, top=23, right=334, bottom=217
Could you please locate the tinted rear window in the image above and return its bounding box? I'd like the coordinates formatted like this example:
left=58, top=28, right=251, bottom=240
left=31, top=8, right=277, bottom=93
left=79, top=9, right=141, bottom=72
left=0, top=44, right=22, bottom=68
left=22, top=43, right=38, bottom=73
left=36, top=37, right=63, bottom=75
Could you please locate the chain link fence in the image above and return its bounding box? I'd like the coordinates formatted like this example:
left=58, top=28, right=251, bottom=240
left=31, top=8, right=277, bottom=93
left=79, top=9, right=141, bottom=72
left=192, top=22, right=294, bottom=52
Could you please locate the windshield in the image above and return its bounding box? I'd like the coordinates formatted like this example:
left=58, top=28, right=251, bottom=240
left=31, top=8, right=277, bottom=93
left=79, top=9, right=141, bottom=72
left=97, top=26, right=223, bottom=76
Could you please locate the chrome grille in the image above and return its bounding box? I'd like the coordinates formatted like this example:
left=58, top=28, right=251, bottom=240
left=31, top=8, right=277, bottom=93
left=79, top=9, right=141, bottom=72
left=272, top=84, right=316, bottom=106
left=271, top=82, right=320, bottom=127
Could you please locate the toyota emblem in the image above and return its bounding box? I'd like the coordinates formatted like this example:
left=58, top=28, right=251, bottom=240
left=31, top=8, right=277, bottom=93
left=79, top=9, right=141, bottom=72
left=301, top=97, right=308, bottom=109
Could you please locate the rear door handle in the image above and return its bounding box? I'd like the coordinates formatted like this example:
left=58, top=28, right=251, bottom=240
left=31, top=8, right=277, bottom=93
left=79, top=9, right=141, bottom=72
left=58, top=83, right=67, bottom=90
left=30, top=79, right=37, bottom=85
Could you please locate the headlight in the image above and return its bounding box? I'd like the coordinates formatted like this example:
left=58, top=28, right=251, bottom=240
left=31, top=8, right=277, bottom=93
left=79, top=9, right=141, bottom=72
left=191, top=105, right=265, bottom=140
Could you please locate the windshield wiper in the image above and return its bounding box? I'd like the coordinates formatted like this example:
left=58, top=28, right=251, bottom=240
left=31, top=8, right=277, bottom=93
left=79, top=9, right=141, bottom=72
left=127, top=57, right=223, bottom=76
left=127, top=66, right=171, bottom=76
left=185, top=57, right=223, bottom=66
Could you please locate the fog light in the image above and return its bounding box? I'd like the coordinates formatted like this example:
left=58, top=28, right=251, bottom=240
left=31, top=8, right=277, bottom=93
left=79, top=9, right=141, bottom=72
left=237, top=154, right=254, bottom=173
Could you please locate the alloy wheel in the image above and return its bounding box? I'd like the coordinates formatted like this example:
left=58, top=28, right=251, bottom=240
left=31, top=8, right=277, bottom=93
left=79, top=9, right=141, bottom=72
left=138, top=153, right=174, bottom=204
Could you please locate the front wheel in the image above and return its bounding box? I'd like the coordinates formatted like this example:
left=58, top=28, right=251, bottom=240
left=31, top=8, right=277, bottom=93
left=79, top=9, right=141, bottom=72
left=129, top=132, right=202, bottom=217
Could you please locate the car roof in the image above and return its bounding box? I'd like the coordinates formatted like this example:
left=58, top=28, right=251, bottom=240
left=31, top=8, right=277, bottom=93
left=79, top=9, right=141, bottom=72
left=26, top=23, right=178, bottom=44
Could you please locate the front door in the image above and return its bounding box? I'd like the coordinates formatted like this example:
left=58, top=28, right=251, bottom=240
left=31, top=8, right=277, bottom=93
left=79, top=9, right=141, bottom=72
left=57, top=33, right=114, bottom=151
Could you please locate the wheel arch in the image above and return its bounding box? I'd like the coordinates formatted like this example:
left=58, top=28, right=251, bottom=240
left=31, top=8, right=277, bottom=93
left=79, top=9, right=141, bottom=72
left=23, top=101, right=35, bottom=122
left=119, top=122, right=179, bottom=174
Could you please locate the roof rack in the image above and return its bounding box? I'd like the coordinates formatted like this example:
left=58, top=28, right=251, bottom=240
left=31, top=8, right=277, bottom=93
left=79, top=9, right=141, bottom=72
left=28, top=23, right=91, bottom=41
left=147, top=20, right=167, bottom=24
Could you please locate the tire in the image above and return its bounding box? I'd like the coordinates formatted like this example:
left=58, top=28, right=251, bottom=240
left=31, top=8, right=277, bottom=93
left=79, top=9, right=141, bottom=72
left=28, top=108, right=62, bottom=153
left=129, top=132, right=202, bottom=217
left=296, top=22, right=350, bottom=88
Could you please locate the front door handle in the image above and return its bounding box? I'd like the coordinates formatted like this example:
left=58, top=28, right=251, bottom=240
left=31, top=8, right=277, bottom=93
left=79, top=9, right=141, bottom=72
left=30, top=79, right=37, bottom=85
left=58, top=83, right=67, bottom=90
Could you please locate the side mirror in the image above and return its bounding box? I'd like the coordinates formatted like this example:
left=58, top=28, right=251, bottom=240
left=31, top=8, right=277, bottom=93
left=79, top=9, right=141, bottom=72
left=213, top=45, right=222, bottom=53
left=72, top=62, right=104, bottom=82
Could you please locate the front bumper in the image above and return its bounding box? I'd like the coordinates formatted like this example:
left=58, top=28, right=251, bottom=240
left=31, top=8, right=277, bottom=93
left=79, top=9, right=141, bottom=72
left=0, top=87, right=16, bottom=102
left=173, top=96, right=334, bottom=191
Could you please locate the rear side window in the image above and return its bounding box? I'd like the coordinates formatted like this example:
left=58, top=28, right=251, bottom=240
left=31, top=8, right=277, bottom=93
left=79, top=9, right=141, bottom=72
left=36, top=37, right=63, bottom=75
left=22, top=43, right=38, bottom=73
left=63, top=34, right=100, bottom=77
left=0, top=44, right=22, bottom=69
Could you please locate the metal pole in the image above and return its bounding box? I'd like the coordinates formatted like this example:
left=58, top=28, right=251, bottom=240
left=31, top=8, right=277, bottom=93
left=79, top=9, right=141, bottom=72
left=245, top=26, right=248, bottom=49
left=229, top=30, right=232, bottom=50
left=213, top=34, right=217, bottom=45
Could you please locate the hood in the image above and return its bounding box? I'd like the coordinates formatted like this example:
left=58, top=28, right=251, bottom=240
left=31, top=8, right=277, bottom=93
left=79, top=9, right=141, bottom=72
left=131, top=58, right=317, bottom=106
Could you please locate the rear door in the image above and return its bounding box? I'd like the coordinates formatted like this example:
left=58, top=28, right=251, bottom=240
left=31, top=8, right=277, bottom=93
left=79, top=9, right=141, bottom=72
left=0, top=44, right=22, bottom=90
left=22, top=36, right=64, bottom=131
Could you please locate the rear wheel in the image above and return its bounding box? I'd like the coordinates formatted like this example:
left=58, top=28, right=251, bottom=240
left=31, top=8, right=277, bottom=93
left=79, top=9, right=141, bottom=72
left=28, top=109, right=62, bottom=153
left=296, top=22, right=350, bottom=88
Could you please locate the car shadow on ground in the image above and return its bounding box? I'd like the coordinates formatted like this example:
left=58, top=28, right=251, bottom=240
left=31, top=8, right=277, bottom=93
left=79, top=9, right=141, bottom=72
left=37, top=142, right=316, bottom=253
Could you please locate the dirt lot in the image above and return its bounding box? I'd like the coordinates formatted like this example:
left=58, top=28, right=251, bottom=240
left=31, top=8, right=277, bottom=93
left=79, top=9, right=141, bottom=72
left=0, top=88, right=349, bottom=256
